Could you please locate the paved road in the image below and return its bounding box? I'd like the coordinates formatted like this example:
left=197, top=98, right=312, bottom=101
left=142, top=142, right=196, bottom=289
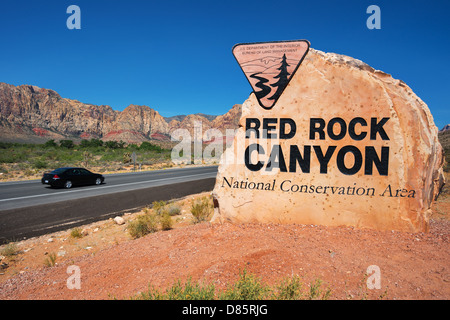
left=0, top=166, right=218, bottom=210
left=0, top=166, right=218, bottom=243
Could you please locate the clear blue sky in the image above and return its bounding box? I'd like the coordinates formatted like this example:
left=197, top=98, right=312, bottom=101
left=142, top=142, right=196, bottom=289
left=0, top=0, right=449, bottom=129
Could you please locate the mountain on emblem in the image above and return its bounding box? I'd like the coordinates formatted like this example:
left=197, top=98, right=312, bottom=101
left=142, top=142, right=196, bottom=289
left=232, top=40, right=310, bottom=110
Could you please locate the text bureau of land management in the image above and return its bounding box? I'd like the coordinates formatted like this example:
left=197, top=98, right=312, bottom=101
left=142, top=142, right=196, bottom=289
left=221, top=176, right=416, bottom=199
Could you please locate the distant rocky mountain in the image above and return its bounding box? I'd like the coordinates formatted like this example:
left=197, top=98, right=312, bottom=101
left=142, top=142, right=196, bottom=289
left=164, top=115, right=187, bottom=123
left=0, top=82, right=241, bottom=144
left=440, top=124, right=450, bottom=132
left=164, top=113, right=218, bottom=123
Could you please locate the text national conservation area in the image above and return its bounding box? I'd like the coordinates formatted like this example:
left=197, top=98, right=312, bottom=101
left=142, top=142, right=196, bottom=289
left=221, top=176, right=416, bottom=198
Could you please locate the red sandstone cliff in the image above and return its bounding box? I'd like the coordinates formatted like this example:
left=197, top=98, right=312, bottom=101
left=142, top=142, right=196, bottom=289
left=0, top=82, right=241, bottom=143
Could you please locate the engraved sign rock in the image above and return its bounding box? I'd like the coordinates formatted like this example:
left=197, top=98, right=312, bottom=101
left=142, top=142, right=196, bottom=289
left=211, top=41, right=445, bottom=233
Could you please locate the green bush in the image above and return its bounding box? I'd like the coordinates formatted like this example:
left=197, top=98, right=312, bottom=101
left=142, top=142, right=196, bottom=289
left=135, top=270, right=332, bottom=300
left=33, top=159, right=48, bottom=169
left=0, top=142, right=12, bottom=149
left=80, top=138, right=103, bottom=148
left=272, top=275, right=303, bottom=300
left=128, top=214, right=158, bottom=239
left=220, top=269, right=269, bottom=300
left=0, top=155, right=12, bottom=164
left=100, top=152, right=120, bottom=162
left=43, top=139, right=57, bottom=148
left=138, top=277, right=216, bottom=300
left=190, top=196, right=213, bottom=223
left=122, top=152, right=132, bottom=164
left=308, top=278, right=331, bottom=300
left=152, top=200, right=167, bottom=215
left=105, top=140, right=125, bottom=149
left=24, top=169, right=35, bottom=176
left=139, top=141, right=162, bottom=152
left=167, top=203, right=181, bottom=216
left=1, top=242, right=19, bottom=257
left=44, top=252, right=57, bottom=267
left=0, top=152, right=20, bottom=163
left=160, top=213, right=173, bottom=231
left=70, top=227, right=83, bottom=239
left=59, top=140, right=74, bottom=149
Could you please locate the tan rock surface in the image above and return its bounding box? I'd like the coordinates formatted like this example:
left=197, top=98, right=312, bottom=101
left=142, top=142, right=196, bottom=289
left=212, top=48, right=445, bottom=233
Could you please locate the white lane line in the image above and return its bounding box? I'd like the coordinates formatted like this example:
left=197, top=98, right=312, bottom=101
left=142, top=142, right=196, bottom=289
left=32, top=219, right=87, bottom=232
left=0, top=179, right=41, bottom=186
left=0, top=172, right=216, bottom=203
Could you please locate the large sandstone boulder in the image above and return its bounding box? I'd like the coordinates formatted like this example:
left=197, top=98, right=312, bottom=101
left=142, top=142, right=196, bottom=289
left=212, top=48, right=445, bottom=233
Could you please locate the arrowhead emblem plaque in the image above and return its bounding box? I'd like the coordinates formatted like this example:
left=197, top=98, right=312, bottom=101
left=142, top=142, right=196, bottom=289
left=232, top=40, right=310, bottom=110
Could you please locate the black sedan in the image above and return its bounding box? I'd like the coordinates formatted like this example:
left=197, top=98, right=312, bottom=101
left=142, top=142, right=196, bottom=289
left=41, top=167, right=105, bottom=189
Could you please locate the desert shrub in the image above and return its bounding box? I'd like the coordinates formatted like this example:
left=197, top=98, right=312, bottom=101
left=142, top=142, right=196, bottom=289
left=190, top=196, right=213, bottom=223
left=0, top=152, right=20, bottom=163
left=1, top=242, right=19, bottom=257
left=80, top=138, right=103, bottom=148
left=136, top=271, right=332, bottom=300
left=308, top=278, right=331, bottom=300
left=0, top=142, right=12, bottom=149
left=167, top=203, right=181, bottom=216
left=272, top=275, right=303, bottom=300
left=59, top=140, right=74, bottom=149
left=160, top=213, right=173, bottom=231
left=152, top=200, right=167, bottom=215
left=142, top=206, right=150, bottom=214
left=122, top=152, right=132, bottom=164
left=105, top=140, right=125, bottom=149
left=220, top=269, right=269, bottom=300
left=43, top=139, right=58, bottom=148
left=56, top=149, right=83, bottom=163
left=33, top=159, right=48, bottom=169
left=100, top=153, right=120, bottom=162
left=139, top=141, right=162, bottom=152
left=44, top=252, right=57, bottom=267
left=166, top=278, right=216, bottom=300
left=70, top=227, right=83, bottom=239
left=138, top=277, right=216, bottom=300
left=24, top=169, right=34, bottom=176
left=128, top=214, right=158, bottom=239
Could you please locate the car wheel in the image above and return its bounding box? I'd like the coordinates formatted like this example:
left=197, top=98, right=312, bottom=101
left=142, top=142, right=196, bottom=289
left=64, top=180, right=73, bottom=189
left=95, top=178, right=102, bottom=185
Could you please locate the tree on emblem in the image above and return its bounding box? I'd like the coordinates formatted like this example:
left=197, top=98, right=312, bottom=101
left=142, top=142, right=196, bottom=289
left=268, top=54, right=290, bottom=102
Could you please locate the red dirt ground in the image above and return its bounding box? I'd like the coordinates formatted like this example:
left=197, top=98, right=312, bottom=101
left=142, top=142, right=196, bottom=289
left=1, top=213, right=449, bottom=300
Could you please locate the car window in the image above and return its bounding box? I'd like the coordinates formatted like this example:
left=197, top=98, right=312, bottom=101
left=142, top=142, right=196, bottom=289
left=80, top=169, right=91, bottom=175
left=72, top=169, right=81, bottom=175
left=51, top=168, right=69, bottom=174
